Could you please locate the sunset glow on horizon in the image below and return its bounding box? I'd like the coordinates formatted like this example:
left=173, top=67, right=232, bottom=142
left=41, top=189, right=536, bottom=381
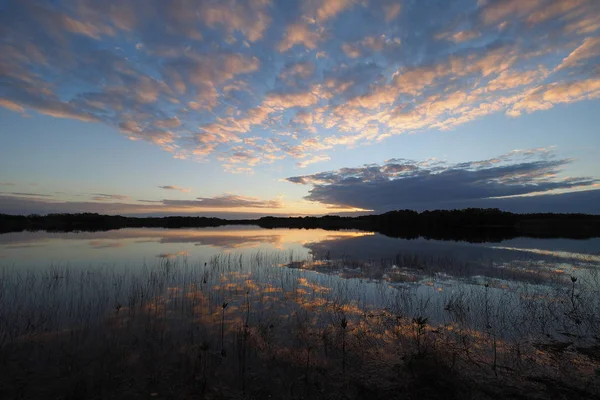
left=1, top=0, right=599, bottom=216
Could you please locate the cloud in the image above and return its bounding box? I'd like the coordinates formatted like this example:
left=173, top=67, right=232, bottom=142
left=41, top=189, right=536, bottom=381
left=480, top=0, right=544, bottom=25
left=0, top=0, right=599, bottom=173
left=555, top=36, right=600, bottom=71
left=297, top=154, right=331, bottom=168
left=526, top=0, right=587, bottom=24
left=435, top=30, right=481, bottom=43
left=564, top=11, right=600, bottom=35
left=310, top=0, right=357, bottom=23
left=485, top=69, right=547, bottom=92
left=160, top=194, right=283, bottom=209
left=158, top=185, right=191, bottom=193
left=278, top=22, right=321, bottom=52
left=279, top=61, right=316, bottom=84
left=164, top=195, right=283, bottom=209
left=154, top=117, right=181, bottom=129
left=286, top=148, right=600, bottom=212
left=0, top=192, right=285, bottom=216
left=166, top=52, right=261, bottom=87
left=384, top=3, right=402, bottom=22
left=341, top=35, right=401, bottom=58
left=3, top=192, right=53, bottom=197
left=0, top=99, right=25, bottom=113
left=198, top=0, right=272, bottom=42
left=61, top=15, right=116, bottom=39
left=90, top=193, right=132, bottom=201
left=263, top=89, right=320, bottom=109
left=507, top=76, right=600, bottom=117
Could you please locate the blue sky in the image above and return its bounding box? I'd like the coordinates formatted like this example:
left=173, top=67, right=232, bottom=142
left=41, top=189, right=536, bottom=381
left=1, top=0, right=599, bottom=216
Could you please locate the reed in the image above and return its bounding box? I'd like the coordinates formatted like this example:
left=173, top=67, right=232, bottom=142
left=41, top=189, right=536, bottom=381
left=0, top=251, right=599, bottom=399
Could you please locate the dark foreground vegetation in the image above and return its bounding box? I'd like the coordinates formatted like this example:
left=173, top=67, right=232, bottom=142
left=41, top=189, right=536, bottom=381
left=2, top=208, right=600, bottom=241
left=1, top=252, right=599, bottom=399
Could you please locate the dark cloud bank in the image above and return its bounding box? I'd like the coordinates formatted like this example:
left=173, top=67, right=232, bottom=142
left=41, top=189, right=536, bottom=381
left=287, top=150, right=600, bottom=214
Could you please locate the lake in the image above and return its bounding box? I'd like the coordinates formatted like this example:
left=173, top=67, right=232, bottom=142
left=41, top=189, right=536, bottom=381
left=1, top=226, right=599, bottom=282
left=1, top=227, right=600, bottom=398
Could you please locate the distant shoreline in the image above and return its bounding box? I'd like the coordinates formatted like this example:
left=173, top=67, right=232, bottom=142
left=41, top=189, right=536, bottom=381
left=2, top=209, right=600, bottom=242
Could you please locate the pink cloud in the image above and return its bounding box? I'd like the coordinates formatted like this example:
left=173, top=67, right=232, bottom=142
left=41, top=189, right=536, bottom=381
left=1, top=0, right=599, bottom=175
left=278, top=23, right=321, bottom=52
left=555, top=36, right=600, bottom=71
left=435, top=30, right=481, bottom=43
left=199, top=0, right=272, bottom=42
left=297, top=154, right=331, bottom=168
left=0, top=99, right=25, bottom=113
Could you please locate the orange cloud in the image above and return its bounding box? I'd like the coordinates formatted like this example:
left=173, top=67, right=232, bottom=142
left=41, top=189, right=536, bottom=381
left=263, top=89, right=320, bottom=109
left=199, top=0, right=271, bottom=42
left=481, top=0, right=543, bottom=25
left=61, top=15, right=115, bottom=39
left=278, top=23, right=321, bottom=52
left=555, top=36, right=600, bottom=71
left=304, top=0, right=357, bottom=23
left=527, top=0, right=585, bottom=24
left=508, top=77, right=600, bottom=117
left=2, top=0, right=599, bottom=175
left=297, top=154, right=331, bottom=168
left=0, top=99, right=25, bottom=113
left=384, top=3, right=402, bottom=22
left=435, top=30, right=481, bottom=43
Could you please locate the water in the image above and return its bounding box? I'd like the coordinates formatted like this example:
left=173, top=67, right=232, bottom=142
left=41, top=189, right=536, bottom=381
left=1, top=227, right=598, bottom=284
left=2, top=226, right=599, bottom=333
left=1, top=227, right=600, bottom=397
left=0, top=226, right=369, bottom=267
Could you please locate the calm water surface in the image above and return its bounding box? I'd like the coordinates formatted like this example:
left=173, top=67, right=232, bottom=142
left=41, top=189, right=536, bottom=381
left=2, top=227, right=600, bottom=353
left=1, top=226, right=599, bottom=284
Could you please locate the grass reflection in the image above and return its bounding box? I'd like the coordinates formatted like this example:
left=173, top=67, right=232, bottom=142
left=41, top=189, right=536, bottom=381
left=1, top=252, right=599, bottom=399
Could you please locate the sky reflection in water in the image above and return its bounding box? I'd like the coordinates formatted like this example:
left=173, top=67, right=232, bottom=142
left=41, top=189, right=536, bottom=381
left=2, top=227, right=600, bottom=383
left=1, top=227, right=598, bottom=288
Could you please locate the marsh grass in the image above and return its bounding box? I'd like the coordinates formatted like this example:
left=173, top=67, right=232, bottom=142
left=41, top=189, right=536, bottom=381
left=0, top=251, right=599, bottom=399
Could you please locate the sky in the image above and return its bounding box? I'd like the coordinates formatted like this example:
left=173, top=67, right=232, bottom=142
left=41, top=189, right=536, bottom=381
left=1, top=0, right=599, bottom=217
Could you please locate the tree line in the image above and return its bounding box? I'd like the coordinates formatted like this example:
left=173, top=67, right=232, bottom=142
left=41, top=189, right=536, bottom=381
left=1, top=208, right=600, bottom=242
